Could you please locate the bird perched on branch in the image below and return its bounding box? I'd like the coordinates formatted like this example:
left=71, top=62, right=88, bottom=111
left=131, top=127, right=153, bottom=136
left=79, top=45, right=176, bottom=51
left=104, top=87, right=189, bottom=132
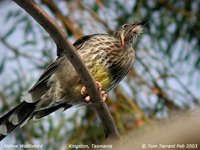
left=0, top=21, right=146, bottom=140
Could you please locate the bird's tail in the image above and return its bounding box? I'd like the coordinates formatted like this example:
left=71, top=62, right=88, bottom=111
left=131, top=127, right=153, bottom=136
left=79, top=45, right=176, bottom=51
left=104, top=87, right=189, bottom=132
left=0, top=102, right=36, bottom=141
left=0, top=101, right=72, bottom=141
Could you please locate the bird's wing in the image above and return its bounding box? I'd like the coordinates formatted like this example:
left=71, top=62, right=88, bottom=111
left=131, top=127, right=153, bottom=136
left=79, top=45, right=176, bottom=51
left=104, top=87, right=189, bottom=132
left=22, top=57, right=64, bottom=102
left=25, top=34, right=95, bottom=103
left=73, top=34, right=107, bottom=49
left=29, top=57, right=63, bottom=93
left=30, top=34, right=95, bottom=92
left=73, top=34, right=93, bottom=48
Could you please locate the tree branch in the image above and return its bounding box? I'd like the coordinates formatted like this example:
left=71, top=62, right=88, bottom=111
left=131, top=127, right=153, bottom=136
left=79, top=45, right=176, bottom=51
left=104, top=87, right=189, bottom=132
left=13, top=0, right=120, bottom=140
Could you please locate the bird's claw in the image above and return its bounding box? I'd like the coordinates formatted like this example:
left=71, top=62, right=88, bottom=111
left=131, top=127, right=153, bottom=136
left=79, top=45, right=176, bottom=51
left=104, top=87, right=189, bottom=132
left=80, top=81, right=107, bottom=103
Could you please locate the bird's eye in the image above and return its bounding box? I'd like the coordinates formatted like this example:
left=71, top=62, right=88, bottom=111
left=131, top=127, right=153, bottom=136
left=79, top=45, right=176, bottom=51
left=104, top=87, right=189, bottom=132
left=122, top=24, right=128, bottom=28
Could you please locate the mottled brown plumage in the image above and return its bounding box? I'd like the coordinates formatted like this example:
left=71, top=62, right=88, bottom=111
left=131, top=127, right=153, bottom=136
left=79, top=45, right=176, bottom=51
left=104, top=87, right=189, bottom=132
left=0, top=21, right=145, bottom=140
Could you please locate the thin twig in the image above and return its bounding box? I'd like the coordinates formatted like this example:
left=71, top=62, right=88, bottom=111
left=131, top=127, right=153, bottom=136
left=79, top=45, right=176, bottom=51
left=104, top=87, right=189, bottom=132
left=141, top=47, right=199, bottom=104
left=0, top=36, right=42, bottom=61
left=41, top=0, right=83, bottom=39
left=13, top=0, right=120, bottom=140
left=159, top=0, right=200, bottom=18
left=77, top=0, right=113, bottom=34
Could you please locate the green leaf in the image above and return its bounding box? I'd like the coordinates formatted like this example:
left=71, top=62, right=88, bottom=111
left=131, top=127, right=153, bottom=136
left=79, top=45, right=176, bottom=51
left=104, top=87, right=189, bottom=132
left=3, top=27, right=16, bottom=39
left=0, top=57, right=6, bottom=74
left=15, top=16, right=27, bottom=25
left=5, top=10, right=21, bottom=23
left=22, top=40, right=36, bottom=46
left=195, top=58, right=200, bottom=68
left=4, top=10, right=13, bottom=23
left=92, top=4, right=99, bottom=13
left=24, top=20, right=33, bottom=38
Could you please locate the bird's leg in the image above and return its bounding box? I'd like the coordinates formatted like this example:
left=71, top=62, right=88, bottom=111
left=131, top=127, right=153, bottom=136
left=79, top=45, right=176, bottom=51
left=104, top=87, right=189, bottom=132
left=81, top=81, right=107, bottom=103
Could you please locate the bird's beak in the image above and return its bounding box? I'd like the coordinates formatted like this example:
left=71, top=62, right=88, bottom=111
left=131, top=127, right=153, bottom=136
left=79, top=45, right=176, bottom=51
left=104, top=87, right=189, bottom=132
left=120, top=30, right=125, bottom=46
left=137, top=20, right=148, bottom=26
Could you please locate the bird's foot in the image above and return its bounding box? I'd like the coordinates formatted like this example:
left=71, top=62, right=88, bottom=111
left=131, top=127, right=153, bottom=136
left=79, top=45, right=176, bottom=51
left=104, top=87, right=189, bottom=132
left=81, top=81, right=107, bottom=103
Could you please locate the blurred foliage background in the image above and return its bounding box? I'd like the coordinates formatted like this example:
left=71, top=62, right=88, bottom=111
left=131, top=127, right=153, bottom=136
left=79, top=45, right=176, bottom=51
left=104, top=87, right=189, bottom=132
left=0, top=0, right=200, bottom=149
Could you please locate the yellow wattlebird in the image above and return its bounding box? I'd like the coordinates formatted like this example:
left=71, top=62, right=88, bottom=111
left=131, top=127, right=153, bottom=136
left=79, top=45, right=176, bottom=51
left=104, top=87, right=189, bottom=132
left=0, top=21, right=146, bottom=140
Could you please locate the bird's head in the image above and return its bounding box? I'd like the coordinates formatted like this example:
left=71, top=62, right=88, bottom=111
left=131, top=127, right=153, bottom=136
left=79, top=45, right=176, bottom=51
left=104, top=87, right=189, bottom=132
left=115, top=21, right=147, bottom=46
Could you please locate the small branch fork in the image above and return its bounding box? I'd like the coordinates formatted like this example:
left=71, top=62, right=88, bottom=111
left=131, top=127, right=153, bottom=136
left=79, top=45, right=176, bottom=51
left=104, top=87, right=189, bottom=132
left=13, top=0, right=120, bottom=140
